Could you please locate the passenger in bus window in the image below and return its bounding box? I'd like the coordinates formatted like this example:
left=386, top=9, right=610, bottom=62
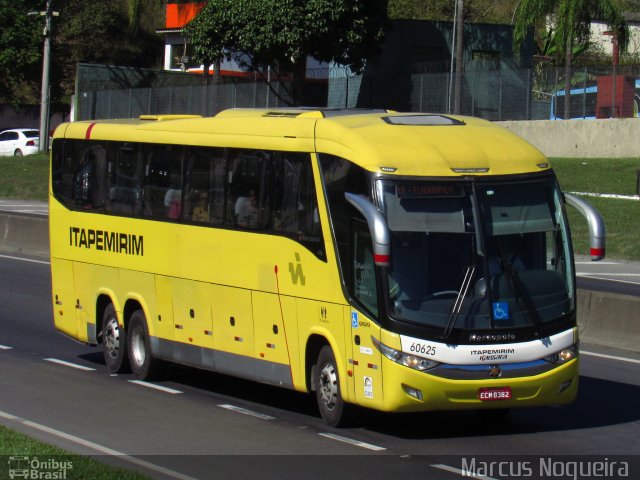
left=164, top=187, right=182, bottom=219
left=191, top=191, right=210, bottom=223
left=235, top=189, right=258, bottom=227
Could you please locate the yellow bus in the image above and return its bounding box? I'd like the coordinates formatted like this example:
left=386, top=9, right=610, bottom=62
left=50, top=109, right=605, bottom=426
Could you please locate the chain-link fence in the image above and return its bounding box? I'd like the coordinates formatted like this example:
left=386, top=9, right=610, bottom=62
left=78, top=80, right=296, bottom=120
left=77, top=64, right=640, bottom=122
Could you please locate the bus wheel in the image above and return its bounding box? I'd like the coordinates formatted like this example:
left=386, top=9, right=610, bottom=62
left=315, top=345, right=350, bottom=427
left=102, top=304, right=129, bottom=373
left=127, top=309, right=164, bottom=380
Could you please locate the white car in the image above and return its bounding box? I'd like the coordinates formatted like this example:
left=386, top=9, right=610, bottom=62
left=0, top=129, right=40, bottom=156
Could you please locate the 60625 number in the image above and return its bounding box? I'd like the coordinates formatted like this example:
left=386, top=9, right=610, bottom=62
left=409, top=343, right=436, bottom=356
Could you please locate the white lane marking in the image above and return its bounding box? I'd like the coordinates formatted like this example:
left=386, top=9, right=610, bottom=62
left=0, top=204, right=46, bottom=207
left=0, top=409, right=199, bottom=480
left=318, top=432, right=386, bottom=451
left=0, top=411, right=19, bottom=421
left=128, top=380, right=183, bottom=394
left=0, top=344, right=13, bottom=350
left=577, top=272, right=640, bottom=277
left=218, top=404, right=275, bottom=420
left=432, top=463, right=498, bottom=479
left=0, top=253, right=50, bottom=265
left=570, top=191, right=639, bottom=201
left=582, top=350, right=640, bottom=365
left=575, top=261, right=620, bottom=265
left=44, top=358, right=96, bottom=371
left=577, top=274, right=640, bottom=286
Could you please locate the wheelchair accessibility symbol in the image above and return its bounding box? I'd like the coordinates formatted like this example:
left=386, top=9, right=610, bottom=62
left=493, top=302, right=510, bottom=320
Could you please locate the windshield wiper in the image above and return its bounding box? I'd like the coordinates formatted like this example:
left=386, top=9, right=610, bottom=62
left=441, top=265, right=475, bottom=339
left=499, top=256, right=547, bottom=338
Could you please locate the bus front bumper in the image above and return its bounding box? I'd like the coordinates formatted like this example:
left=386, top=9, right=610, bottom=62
left=377, top=357, right=578, bottom=413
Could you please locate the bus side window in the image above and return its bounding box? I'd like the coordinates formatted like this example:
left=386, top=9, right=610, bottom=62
left=51, top=139, right=77, bottom=210
left=271, top=152, right=324, bottom=258
left=75, top=142, right=107, bottom=211
left=143, top=145, right=183, bottom=220
left=107, top=142, right=144, bottom=216
left=320, top=153, right=372, bottom=274
left=183, top=147, right=226, bottom=225
left=210, top=151, right=227, bottom=225
left=351, top=220, right=378, bottom=317
left=228, top=149, right=270, bottom=229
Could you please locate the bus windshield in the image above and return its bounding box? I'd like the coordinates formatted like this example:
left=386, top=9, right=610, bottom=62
left=378, top=175, right=574, bottom=335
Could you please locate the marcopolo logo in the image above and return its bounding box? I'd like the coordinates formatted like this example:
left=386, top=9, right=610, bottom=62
left=7, top=456, right=73, bottom=479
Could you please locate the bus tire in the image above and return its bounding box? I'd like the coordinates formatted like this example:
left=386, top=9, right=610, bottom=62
left=314, top=345, right=351, bottom=427
left=127, top=309, right=164, bottom=380
left=102, top=303, right=129, bottom=373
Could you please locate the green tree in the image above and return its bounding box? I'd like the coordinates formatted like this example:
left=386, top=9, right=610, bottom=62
left=513, top=0, right=628, bottom=119
left=52, top=0, right=163, bottom=103
left=185, top=0, right=390, bottom=104
left=388, top=0, right=454, bottom=20
left=388, top=0, right=522, bottom=24
left=1, top=0, right=163, bottom=107
left=125, top=0, right=164, bottom=34
left=0, top=0, right=42, bottom=104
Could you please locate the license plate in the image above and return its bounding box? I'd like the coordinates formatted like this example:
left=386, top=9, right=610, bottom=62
left=478, top=386, right=512, bottom=401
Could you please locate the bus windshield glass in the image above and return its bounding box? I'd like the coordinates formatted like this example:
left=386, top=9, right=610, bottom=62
left=378, top=175, right=574, bottom=334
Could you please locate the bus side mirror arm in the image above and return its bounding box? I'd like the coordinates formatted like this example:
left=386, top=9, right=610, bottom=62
left=564, top=192, right=606, bottom=261
left=345, top=192, right=391, bottom=267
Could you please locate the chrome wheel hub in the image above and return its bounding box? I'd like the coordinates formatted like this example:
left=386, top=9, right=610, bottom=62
left=104, top=317, right=120, bottom=359
left=319, top=363, right=338, bottom=411
left=130, top=327, right=146, bottom=368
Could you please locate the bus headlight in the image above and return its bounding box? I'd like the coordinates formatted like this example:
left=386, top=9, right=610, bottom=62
left=544, top=344, right=578, bottom=364
left=372, top=337, right=440, bottom=372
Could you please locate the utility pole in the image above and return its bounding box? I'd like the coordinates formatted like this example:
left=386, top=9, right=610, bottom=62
left=453, top=0, right=464, bottom=115
left=30, top=0, right=58, bottom=153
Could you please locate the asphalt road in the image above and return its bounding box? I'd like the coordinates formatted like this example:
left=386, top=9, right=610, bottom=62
left=0, top=253, right=639, bottom=480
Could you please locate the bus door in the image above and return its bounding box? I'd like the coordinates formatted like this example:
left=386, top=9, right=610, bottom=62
left=348, top=220, right=383, bottom=406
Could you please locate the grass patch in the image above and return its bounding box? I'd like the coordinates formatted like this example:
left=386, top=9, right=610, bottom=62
left=551, top=157, right=640, bottom=196
left=551, top=158, right=640, bottom=261
left=566, top=197, right=640, bottom=260
left=0, top=153, right=49, bottom=202
left=0, top=425, right=149, bottom=479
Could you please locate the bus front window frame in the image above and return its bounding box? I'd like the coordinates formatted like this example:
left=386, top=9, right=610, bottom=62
left=371, top=173, right=576, bottom=344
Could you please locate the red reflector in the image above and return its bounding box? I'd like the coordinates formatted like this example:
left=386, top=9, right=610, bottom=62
left=590, top=248, right=605, bottom=257
left=374, top=254, right=390, bottom=265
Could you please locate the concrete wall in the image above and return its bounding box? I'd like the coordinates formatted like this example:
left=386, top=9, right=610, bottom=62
left=0, top=212, right=49, bottom=259
left=497, top=118, right=640, bottom=158
left=577, top=289, right=640, bottom=352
